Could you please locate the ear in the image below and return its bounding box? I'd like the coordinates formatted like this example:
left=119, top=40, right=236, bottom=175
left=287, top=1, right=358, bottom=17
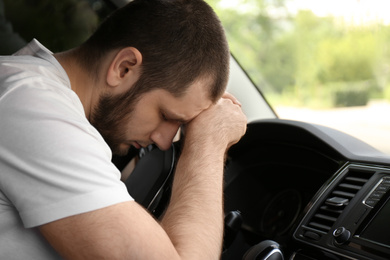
left=106, top=47, right=143, bottom=89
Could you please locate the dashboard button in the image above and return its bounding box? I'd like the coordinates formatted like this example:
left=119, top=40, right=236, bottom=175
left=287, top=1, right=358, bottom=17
left=333, top=227, right=351, bottom=244
left=369, top=191, right=385, bottom=199
left=381, top=178, right=390, bottom=185
left=303, top=231, right=321, bottom=241
left=364, top=198, right=379, bottom=207
left=376, top=184, right=390, bottom=192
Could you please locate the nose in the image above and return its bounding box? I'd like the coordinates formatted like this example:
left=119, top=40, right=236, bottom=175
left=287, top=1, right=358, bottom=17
left=150, top=121, right=181, bottom=151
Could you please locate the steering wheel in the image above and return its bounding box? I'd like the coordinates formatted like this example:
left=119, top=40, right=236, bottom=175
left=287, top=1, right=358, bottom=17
left=113, top=143, right=177, bottom=218
left=113, top=142, right=247, bottom=254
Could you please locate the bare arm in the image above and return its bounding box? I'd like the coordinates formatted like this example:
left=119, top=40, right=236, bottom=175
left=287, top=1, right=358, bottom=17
left=39, top=95, right=247, bottom=259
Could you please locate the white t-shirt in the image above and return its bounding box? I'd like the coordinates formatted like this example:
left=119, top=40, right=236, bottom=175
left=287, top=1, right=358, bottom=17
left=0, top=39, right=133, bottom=259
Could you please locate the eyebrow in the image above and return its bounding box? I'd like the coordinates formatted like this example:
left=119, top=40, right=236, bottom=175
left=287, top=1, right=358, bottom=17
left=163, top=110, right=191, bottom=125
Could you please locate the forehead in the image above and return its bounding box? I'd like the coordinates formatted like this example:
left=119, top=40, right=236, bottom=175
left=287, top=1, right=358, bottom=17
left=153, top=80, right=213, bottom=122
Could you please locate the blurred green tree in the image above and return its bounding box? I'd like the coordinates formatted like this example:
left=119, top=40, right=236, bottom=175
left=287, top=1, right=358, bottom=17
left=207, top=0, right=390, bottom=107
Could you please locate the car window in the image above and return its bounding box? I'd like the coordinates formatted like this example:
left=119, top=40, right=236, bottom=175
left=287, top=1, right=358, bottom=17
left=207, top=0, right=390, bottom=155
left=0, top=0, right=115, bottom=55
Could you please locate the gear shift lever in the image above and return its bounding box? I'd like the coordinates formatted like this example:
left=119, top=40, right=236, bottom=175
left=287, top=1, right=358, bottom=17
left=242, top=240, right=284, bottom=260
left=223, top=210, right=243, bottom=250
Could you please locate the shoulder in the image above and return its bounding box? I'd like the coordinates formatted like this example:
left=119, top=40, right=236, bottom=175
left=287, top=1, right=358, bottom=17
left=0, top=39, right=72, bottom=101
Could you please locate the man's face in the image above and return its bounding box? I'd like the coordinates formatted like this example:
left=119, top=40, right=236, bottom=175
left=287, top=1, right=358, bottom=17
left=91, top=79, right=213, bottom=155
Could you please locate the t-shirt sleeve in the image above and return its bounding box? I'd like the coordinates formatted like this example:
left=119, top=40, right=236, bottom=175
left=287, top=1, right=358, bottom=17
left=0, top=84, right=133, bottom=228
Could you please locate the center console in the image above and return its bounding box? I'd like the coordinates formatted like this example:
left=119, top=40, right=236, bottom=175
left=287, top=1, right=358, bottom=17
left=293, top=163, right=390, bottom=260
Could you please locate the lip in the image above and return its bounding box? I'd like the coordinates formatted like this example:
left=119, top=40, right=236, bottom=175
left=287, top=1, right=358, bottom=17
left=132, top=142, right=141, bottom=149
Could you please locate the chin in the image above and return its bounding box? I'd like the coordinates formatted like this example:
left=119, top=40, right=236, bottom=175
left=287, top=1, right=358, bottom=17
left=112, top=144, right=132, bottom=156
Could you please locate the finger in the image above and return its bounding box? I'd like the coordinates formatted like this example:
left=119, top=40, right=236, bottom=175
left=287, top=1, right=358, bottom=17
left=222, top=92, right=241, bottom=107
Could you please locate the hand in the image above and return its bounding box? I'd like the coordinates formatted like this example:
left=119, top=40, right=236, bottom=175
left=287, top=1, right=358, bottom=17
left=184, top=92, right=247, bottom=151
left=222, top=92, right=242, bottom=107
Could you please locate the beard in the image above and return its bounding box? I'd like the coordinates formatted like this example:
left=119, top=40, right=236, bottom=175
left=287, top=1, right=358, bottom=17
left=90, top=84, right=143, bottom=156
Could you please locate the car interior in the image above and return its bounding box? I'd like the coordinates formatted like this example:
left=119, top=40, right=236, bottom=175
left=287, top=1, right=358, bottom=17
left=123, top=116, right=390, bottom=260
left=3, top=0, right=390, bottom=259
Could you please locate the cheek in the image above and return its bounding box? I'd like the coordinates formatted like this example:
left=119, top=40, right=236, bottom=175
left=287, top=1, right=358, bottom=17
left=125, top=113, right=161, bottom=137
left=128, top=95, right=163, bottom=138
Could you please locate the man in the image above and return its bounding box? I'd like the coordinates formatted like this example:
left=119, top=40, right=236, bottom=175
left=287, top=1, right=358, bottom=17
left=0, top=0, right=247, bottom=259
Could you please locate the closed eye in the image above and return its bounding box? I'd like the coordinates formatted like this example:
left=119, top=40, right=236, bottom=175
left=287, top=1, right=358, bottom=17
left=161, top=113, right=168, bottom=121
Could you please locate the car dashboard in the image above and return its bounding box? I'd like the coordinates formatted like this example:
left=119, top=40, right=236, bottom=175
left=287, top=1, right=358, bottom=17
left=222, top=119, right=390, bottom=260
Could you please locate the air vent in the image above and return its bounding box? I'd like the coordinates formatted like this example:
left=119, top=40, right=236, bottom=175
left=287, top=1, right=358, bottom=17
left=306, top=167, right=374, bottom=234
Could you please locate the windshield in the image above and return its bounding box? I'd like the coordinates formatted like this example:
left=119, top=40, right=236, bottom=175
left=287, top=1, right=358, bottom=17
left=207, top=0, right=390, bottom=154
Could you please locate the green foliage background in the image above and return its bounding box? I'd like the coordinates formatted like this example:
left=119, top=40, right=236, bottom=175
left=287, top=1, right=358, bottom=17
left=207, top=0, right=390, bottom=108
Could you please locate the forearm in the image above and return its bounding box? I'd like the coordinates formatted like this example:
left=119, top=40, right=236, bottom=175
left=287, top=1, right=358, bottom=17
left=161, top=138, right=226, bottom=259
left=39, top=95, right=246, bottom=260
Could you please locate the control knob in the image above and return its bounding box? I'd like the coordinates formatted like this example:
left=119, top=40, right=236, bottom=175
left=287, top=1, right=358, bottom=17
left=333, top=227, right=351, bottom=244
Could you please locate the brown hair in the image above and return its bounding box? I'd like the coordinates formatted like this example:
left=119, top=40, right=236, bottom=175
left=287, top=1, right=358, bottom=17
left=77, top=0, right=229, bottom=101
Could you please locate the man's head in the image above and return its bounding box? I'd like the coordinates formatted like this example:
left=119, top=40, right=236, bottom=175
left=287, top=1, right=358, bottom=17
left=78, top=0, right=229, bottom=100
left=92, top=78, right=214, bottom=155
left=75, top=0, right=230, bottom=154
